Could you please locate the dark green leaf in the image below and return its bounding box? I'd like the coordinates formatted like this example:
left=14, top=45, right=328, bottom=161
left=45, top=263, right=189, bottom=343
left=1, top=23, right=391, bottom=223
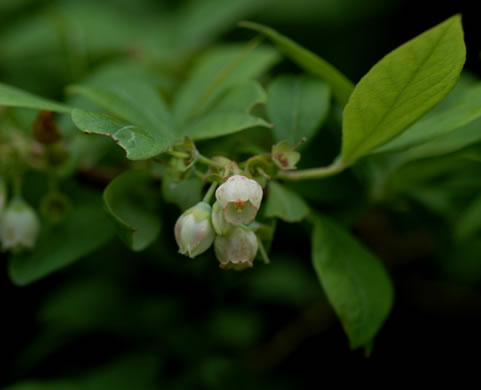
left=264, top=181, right=310, bottom=222
left=342, top=15, right=465, bottom=165
left=312, top=215, right=394, bottom=349
left=103, top=169, right=161, bottom=251
left=162, top=175, right=203, bottom=211
left=239, top=21, right=354, bottom=105
left=182, top=81, right=269, bottom=140
left=456, top=194, right=481, bottom=240
left=267, top=75, right=330, bottom=144
left=9, top=196, right=115, bottom=286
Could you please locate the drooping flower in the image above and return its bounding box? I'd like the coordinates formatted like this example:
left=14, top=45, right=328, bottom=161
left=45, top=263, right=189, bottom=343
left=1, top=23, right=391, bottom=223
left=214, top=225, right=258, bottom=271
left=215, top=175, right=263, bottom=225
left=1, top=198, right=40, bottom=252
left=174, top=201, right=215, bottom=258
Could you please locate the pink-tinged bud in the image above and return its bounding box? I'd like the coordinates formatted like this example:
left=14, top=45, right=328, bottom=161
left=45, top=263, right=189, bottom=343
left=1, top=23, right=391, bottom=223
left=215, top=175, right=263, bottom=225
left=211, top=201, right=232, bottom=236
left=174, top=201, right=215, bottom=258
left=1, top=198, right=40, bottom=252
left=214, top=225, right=258, bottom=271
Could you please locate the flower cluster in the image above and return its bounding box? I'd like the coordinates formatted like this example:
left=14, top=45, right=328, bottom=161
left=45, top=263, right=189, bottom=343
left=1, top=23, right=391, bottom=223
left=174, top=175, right=263, bottom=270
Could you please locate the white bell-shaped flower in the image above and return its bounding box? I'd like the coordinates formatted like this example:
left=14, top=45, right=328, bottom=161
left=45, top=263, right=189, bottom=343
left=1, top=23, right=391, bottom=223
left=214, top=225, right=258, bottom=271
left=1, top=198, right=40, bottom=252
left=215, top=175, right=263, bottom=225
left=174, top=201, right=215, bottom=258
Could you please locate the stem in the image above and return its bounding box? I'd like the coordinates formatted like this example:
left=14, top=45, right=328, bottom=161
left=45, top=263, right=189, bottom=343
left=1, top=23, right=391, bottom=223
left=168, top=151, right=190, bottom=159
left=278, top=160, right=344, bottom=181
left=257, top=238, right=270, bottom=264
left=198, top=154, right=223, bottom=168
left=202, top=181, right=218, bottom=203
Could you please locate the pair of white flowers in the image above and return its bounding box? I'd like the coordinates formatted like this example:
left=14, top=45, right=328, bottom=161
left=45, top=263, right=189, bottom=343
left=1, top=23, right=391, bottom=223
left=174, top=175, right=263, bottom=270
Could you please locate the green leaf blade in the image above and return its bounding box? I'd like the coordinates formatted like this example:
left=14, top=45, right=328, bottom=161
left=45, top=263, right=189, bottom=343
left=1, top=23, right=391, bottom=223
left=239, top=21, right=354, bottom=105
left=312, top=215, right=394, bottom=349
left=182, top=81, right=270, bottom=140
left=267, top=75, right=330, bottom=145
left=103, top=169, right=161, bottom=251
left=342, top=15, right=466, bottom=165
left=375, top=83, right=481, bottom=154
left=71, top=109, right=171, bottom=160
left=264, top=181, right=310, bottom=222
left=0, top=82, right=71, bottom=113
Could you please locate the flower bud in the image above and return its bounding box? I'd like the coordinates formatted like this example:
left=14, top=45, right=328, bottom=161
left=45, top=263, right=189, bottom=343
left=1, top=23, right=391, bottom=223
left=174, top=201, right=215, bottom=258
left=211, top=201, right=232, bottom=236
left=0, top=177, right=6, bottom=214
left=215, top=175, right=263, bottom=225
left=214, top=225, right=258, bottom=271
left=1, top=198, right=40, bottom=252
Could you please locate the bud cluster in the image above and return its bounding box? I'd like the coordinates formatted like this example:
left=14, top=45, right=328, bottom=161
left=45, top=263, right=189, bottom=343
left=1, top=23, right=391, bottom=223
left=174, top=175, right=263, bottom=271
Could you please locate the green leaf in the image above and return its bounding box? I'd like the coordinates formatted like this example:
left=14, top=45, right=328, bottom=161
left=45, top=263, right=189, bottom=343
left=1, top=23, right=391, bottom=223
left=341, top=15, right=465, bottom=165
left=68, top=80, right=172, bottom=131
left=182, top=82, right=270, bottom=140
left=71, top=109, right=171, bottom=160
left=267, top=75, right=330, bottom=145
left=264, top=181, right=310, bottom=222
left=162, top=175, right=203, bottom=211
left=455, top=194, right=481, bottom=240
left=9, top=195, right=115, bottom=286
left=0, top=82, right=71, bottom=113
left=311, top=215, right=394, bottom=349
left=173, top=44, right=279, bottom=125
left=375, top=83, right=481, bottom=154
left=239, top=21, right=354, bottom=105
left=103, top=169, right=161, bottom=251
left=395, top=117, right=481, bottom=164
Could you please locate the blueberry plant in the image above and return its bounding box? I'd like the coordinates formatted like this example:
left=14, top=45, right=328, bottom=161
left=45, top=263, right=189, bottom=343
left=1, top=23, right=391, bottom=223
left=0, top=2, right=477, bottom=373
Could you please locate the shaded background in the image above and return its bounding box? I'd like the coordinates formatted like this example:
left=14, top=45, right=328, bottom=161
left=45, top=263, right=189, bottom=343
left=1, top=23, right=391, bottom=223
left=2, top=0, right=481, bottom=388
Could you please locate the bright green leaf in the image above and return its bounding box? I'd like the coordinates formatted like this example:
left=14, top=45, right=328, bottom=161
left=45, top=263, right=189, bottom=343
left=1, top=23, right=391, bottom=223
left=9, top=196, right=115, bottom=286
left=264, top=181, right=310, bottom=222
left=239, top=21, right=354, bottom=105
left=267, top=75, right=330, bottom=145
left=71, top=109, right=171, bottom=160
left=103, top=169, right=161, bottom=251
left=0, top=82, right=71, bottom=113
left=342, top=15, right=466, bottom=165
left=312, top=215, right=394, bottom=349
